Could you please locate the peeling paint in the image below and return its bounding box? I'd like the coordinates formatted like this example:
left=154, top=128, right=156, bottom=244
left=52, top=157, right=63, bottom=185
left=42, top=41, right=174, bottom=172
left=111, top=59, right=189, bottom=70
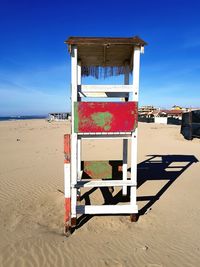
left=91, top=112, right=112, bottom=131
left=83, top=160, right=123, bottom=179
left=85, top=161, right=112, bottom=179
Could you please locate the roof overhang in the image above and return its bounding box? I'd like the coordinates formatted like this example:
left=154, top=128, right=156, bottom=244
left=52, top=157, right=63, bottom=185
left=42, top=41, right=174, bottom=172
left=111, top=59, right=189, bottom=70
left=65, top=36, right=147, bottom=78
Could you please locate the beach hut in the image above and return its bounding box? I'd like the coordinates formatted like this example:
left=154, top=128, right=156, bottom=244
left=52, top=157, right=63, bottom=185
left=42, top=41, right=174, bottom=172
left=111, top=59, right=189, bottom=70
left=181, top=110, right=200, bottom=140
left=64, top=36, right=147, bottom=234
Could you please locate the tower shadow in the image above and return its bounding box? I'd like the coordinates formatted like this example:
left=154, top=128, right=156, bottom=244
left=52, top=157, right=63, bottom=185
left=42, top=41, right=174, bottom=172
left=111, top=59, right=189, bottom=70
left=136, top=154, right=198, bottom=215
left=76, top=155, right=198, bottom=229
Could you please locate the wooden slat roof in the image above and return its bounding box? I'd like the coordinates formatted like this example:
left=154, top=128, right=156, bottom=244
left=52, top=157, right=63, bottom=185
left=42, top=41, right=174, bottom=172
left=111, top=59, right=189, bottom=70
left=65, top=36, right=147, bottom=46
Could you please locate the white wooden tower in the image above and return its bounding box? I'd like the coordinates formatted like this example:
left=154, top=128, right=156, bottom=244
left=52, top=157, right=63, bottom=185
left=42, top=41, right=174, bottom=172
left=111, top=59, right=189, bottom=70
left=64, top=36, right=146, bottom=234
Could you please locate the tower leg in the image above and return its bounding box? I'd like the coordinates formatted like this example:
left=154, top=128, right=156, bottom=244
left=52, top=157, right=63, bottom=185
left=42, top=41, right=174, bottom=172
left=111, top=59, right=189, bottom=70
left=77, top=137, right=81, bottom=201
left=64, top=134, right=72, bottom=235
left=130, top=213, right=139, bottom=222
left=122, top=139, right=128, bottom=195
left=70, top=133, right=78, bottom=230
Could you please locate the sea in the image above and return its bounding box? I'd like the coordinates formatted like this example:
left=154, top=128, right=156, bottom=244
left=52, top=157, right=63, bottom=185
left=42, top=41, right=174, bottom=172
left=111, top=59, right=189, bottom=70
left=0, top=115, right=47, bottom=121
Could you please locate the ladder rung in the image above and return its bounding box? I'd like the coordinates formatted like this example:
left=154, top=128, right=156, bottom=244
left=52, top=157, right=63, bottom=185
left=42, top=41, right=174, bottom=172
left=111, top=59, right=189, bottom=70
left=74, top=180, right=136, bottom=188
left=79, top=84, right=134, bottom=93
left=76, top=204, right=138, bottom=214
left=77, top=132, right=132, bottom=136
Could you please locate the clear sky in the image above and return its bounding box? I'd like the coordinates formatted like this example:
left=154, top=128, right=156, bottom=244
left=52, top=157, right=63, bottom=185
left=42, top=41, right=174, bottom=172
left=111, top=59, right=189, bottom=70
left=1, top=0, right=200, bottom=115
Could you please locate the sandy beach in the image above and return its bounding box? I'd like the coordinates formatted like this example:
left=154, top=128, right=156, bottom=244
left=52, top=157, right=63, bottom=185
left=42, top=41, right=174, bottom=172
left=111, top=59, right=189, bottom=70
left=0, top=119, right=200, bottom=267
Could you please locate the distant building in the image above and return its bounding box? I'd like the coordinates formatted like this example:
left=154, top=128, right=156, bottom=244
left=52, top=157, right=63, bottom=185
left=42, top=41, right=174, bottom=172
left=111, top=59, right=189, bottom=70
left=138, top=105, right=200, bottom=124
left=48, top=112, right=71, bottom=121
left=157, top=109, right=183, bottom=120
left=171, top=105, right=183, bottom=110
left=138, top=105, right=158, bottom=117
left=181, top=110, right=200, bottom=140
left=154, top=109, right=183, bottom=124
left=138, top=106, right=158, bottom=123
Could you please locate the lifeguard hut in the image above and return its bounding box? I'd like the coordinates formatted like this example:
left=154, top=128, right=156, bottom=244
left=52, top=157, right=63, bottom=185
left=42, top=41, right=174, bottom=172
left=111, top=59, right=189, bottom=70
left=64, top=36, right=147, bottom=234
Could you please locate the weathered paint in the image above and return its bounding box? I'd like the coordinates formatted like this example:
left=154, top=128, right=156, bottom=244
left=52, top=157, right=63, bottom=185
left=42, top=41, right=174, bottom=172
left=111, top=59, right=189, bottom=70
left=91, top=112, right=113, bottom=131
left=64, top=197, right=71, bottom=223
left=64, top=134, right=71, bottom=163
left=74, top=102, right=138, bottom=133
left=83, top=160, right=123, bottom=179
left=64, top=134, right=71, bottom=227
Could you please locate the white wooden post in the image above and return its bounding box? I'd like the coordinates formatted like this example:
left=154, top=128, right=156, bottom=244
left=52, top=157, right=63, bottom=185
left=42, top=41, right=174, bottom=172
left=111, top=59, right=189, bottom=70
left=122, top=139, right=128, bottom=195
left=124, top=64, right=129, bottom=86
left=78, top=60, right=81, bottom=86
left=77, top=61, right=82, bottom=202
left=71, top=45, right=78, bottom=222
left=77, top=137, right=81, bottom=178
left=130, top=47, right=140, bottom=208
left=122, top=65, right=129, bottom=195
left=132, top=47, right=140, bottom=102
left=77, top=61, right=82, bottom=177
left=64, top=134, right=71, bottom=233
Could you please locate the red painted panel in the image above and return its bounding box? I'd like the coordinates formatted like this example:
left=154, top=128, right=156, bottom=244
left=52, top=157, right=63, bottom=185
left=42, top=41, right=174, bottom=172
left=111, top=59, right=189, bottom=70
left=74, top=102, right=138, bottom=133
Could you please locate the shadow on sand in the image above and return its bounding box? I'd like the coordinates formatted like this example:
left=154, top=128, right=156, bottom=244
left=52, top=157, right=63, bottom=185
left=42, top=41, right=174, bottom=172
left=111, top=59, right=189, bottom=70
left=76, top=154, right=198, bottom=229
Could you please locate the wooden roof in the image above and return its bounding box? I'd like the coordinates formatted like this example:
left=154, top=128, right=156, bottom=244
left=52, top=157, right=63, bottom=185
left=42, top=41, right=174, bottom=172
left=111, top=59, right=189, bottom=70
left=66, top=36, right=147, bottom=46
left=65, top=36, right=147, bottom=78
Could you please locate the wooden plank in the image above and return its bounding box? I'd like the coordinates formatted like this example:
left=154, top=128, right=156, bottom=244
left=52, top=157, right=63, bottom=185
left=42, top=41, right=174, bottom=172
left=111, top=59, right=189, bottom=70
left=77, top=61, right=81, bottom=180
left=71, top=45, right=78, bottom=219
left=82, top=160, right=122, bottom=179
left=122, top=64, right=129, bottom=195
left=77, top=61, right=81, bottom=86
left=64, top=134, right=71, bottom=221
left=130, top=131, right=137, bottom=206
left=77, top=137, right=81, bottom=180
left=132, top=47, right=140, bottom=102
left=64, top=134, right=71, bottom=163
left=130, top=46, right=140, bottom=207
left=78, top=132, right=132, bottom=137
left=74, top=102, right=138, bottom=133
left=78, top=92, right=129, bottom=98
left=65, top=36, right=147, bottom=46
left=79, top=85, right=134, bottom=92
left=74, top=180, right=136, bottom=188
left=122, top=139, right=128, bottom=195
left=76, top=204, right=138, bottom=214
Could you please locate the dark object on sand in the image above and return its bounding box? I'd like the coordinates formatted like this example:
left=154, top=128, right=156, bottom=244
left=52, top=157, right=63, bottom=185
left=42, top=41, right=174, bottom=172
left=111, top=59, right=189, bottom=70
left=181, top=110, right=200, bottom=140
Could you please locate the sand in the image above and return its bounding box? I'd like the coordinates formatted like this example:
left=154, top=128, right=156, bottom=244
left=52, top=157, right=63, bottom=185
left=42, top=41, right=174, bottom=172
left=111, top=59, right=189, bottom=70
left=0, top=119, right=200, bottom=267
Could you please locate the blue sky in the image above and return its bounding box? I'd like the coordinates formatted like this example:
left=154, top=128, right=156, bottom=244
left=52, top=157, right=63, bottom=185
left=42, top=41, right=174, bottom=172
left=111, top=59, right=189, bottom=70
left=0, top=0, right=200, bottom=115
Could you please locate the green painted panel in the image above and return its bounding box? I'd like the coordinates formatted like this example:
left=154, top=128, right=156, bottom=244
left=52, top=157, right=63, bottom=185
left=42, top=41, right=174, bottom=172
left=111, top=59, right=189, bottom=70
left=91, top=112, right=113, bottom=131
left=82, top=160, right=123, bottom=179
